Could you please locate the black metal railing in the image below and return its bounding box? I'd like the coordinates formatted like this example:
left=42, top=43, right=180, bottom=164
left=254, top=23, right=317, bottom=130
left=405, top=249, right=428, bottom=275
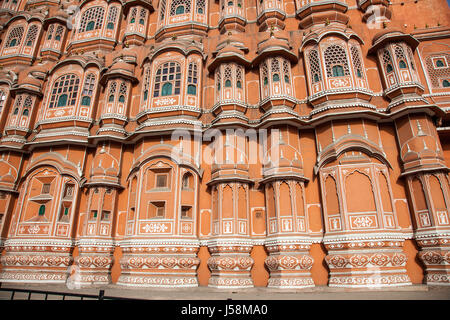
left=0, top=287, right=139, bottom=300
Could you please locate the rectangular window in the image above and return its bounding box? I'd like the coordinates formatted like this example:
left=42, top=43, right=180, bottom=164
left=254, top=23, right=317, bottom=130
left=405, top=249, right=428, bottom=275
left=64, top=184, right=74, bottom=198
left=90, top=210, right=98, bottom=220
left=181, top=206, right=191, bottom=218
left=101, top=210, right=111, bottom=221
left=156, top=174, right=168, bottom=188
left=149, top=201, right=165, bottom=218
left=42, top=183, right=51, bottom=194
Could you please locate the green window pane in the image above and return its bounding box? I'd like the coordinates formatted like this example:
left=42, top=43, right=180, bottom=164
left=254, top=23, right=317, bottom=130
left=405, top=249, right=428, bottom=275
left=176, top=6, right=185, bottom=14
left=81, top=96, right=91, bottom=106
left=57, top=94, right=68, bottom=107
left=161, top=83, right=173, bottom=96
left=187, top=84, right=196, bottom=95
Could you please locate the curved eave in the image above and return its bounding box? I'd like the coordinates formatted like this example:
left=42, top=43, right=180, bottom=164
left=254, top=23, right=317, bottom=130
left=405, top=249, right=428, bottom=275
left=207, top=53, right=251, bottom=72
left=258, top=173, right=309, bottom=185
left=3, top=13, right=44, bottom=27
left=301, top=29, right=364, bottom=50
left=43, top=16, right=68, bottom=28
left=100, top=70, right=138, bottom=84
left=49, top=57, right=106, bottom=74
left=252, top=46, right=298, bottom=66
left=79, top=0, right=125, bottom=9
left=123, top=0, right=155, bottom=14
left=368, top=32, right=420, bottom=55
left=206, top=176, right=254, bottom=186
left=10, top=84, right=43, bottom=97
left=143, top=44, right=206, bottom=66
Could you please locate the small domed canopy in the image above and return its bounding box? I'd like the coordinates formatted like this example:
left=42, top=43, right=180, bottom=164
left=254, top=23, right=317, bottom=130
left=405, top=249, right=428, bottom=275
left=368, top=29, right=419, bottom=55
left=301, top=24, right=364, bottom=50
left=143, top=38, right=206, bottom=65
left=253, top=34, right=298, bottom=66
left=122, top=0, right=155, bottom=14
left=208, top=41, right=251, bottom=72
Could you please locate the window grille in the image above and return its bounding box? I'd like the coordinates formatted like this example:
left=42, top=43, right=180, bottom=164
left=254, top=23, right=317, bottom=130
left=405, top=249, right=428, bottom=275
left=153, top=62, right=181, bottom=97
left=170, top=0, right=191, bottom=15
left=309, top=49, right=322, bottom=83
left=350, top=46, right=364, bottom=79
left=49, top=74, right=80, bottom=108
left=187, top=62, right=198, bottom=95
left=324, top=44, right=350, bottom=78
left=425, top=54, right=450, bottom=88
left=5, top=26, right=24, bottom=47
left=79, top=7, right=105, bottom=33
left=25, top=25, right=38, bottom=46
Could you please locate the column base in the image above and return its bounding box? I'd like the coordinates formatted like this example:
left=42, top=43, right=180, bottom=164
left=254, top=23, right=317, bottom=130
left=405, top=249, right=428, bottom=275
left=207, top=243, right=255, bottom=289
left=417, top=235, right=450, bottom=286
left=116, top=245, right=200, bottom=288
left=325, top=239, right=412, bottom=288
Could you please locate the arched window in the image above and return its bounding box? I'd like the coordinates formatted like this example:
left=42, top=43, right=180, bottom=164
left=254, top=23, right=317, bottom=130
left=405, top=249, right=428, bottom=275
left=443, top=80, right=450, bottom=87
left=22, top=109, right=29, bottom=116
left=5, top=26, right=24, bottom=47
left=225, top=79, right=232, bottom=87
left=153, top=62, right=181, bottom=97
left=38, top=204, right=46, bottom=216
left=160, top=0, right=167, bottom=21
left=350, top=46, right=364, bottom=79
left=182, top=172, right=192, bottom=189
left=271, top=59, right=280, bottom=83
left=0, top=90, right=7, bottom=114
left=142, top=66, right=151, bottom=102
left=399, top=60, right=407, bottom=69
left=118, top=81, right=127, bottom=102
left=261, top=62, right=268, bottom=87
left=282, top=60, right=291, bottom=84
left=139, top=8, right=147, bottom=24
left=382, top=49, right=394, bottom=74
left=81, top=73, right=96, bottom=106
left=55, top=26, right=64, bottom=41
left=196, top=0, right=205, bottom=13
left=13, top=108, right=19, bottom=115
left=324, top=44, right=350, bottom=78
left=107, top=6, right=118, bottom=30
left=308, top=49, right=322, bottom=83
left=25, top=25, right=38, bottom=47
left=436, top=60, right=445, bottom=68
left=79, top=7, right=105, bottom=33
left=47, top=25, right=54, bottom=40
left=236, top=80, right=242, bottom=88
left=187, top=62, right=198, bottom=95
left=170, top=0, right=191, bottom=15
left=49, top=74, right=80, bottom=108
left=130, top=8, right=137, bottom=23
left=108, top=81, right=117, bottom=102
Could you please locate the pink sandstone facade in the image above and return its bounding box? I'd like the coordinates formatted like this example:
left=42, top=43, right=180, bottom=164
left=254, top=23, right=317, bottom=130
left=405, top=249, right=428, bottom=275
left=0, top=0, right=448, bottom=289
